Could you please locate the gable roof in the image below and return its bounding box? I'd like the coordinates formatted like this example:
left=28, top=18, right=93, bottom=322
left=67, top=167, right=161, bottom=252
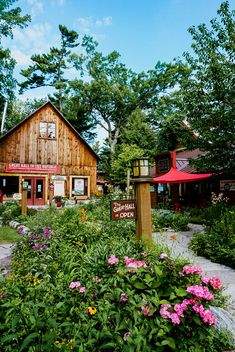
left=0, top=101, right=100, bottom=160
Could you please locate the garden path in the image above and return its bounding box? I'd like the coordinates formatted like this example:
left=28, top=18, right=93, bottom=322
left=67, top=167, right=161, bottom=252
left=153, top=223, right=235, bottom=315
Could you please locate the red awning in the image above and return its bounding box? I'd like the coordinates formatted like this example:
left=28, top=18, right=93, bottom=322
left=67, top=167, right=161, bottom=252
left=152, top=167, right=212, bottom=184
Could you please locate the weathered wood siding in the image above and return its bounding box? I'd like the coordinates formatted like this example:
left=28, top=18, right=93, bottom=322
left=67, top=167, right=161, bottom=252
left=0, top=104, right=97, bottom=194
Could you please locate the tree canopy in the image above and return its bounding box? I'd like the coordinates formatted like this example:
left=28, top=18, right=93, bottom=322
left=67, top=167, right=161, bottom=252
left=20, top=25, right=81, bottom=112
left=0, top=0, right=30, bottom=105
left=181, top=1, right=235, bottom=174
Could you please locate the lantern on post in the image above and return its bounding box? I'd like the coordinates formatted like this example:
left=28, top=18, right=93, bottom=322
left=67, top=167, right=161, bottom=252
left=133, top=158, right=150, bottom=178
left=131, top=158, right=152, bottom=242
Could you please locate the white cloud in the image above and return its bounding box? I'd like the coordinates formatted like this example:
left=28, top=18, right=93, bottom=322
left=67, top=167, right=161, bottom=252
left=26, top=0, right=44, bottom=17
left=11, top=48, right=32, bottom=65
left=76, top=16, right=112, bottom=34
left=12, top=23, right=52, bottom=54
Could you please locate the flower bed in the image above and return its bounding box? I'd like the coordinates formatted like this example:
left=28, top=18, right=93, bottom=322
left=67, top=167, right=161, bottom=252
left=0, top=201, right=234, bottom=351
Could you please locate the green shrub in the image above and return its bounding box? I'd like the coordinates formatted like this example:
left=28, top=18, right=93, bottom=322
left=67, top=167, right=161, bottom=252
left=152, top=209, right=189, bottom=231
left=190, top=210, right=235, bottom=268
left=1, top=202, right=21, bottom=225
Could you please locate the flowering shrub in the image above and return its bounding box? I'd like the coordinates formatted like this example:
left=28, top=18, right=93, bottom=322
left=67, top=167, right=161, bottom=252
left=0, top=201, right=234, bottom=351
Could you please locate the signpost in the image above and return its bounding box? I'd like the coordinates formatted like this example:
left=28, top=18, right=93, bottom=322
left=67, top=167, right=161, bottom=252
left=110, top=200, right=136, bottom=220
left=49, top=182, right=54, bottom=206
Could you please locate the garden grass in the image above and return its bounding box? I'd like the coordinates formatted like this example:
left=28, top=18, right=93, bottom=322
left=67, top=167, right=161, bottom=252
left=0, top=226, right=19, bottom=243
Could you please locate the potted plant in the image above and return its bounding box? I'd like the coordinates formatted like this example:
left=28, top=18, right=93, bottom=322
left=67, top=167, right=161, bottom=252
left=54, top=196, right=62, bottom=207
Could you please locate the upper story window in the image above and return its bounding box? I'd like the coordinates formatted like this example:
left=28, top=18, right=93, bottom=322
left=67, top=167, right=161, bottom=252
left=39, top=122, right=56, bottom=139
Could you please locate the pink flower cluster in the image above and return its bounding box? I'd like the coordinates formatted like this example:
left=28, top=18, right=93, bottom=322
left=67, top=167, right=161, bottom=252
left=69, top=281, right=86, bottom=293
left=183, top=265, right=202, bottom=275
left=159, top=253, right=168, bottom=259
left=186, top=285, right=214, bottom=301
left=160, top=297, right=217, bottom=326
left=124, top=256, right=147, bottom=269
left=108, top=255, right=119, bottom=265
left=201, top=275, right=222, bottom=290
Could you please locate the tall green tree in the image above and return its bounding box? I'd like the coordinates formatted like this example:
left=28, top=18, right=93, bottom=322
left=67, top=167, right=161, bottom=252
left=181, top=1, right=235, bottom=174
left=151, top=91, right=192, bottom=152
left=120, top=109, right=158, bottom=156
left=0, top=0, right=30, bottom=106
left=69, top=52, right=186, bottom=153
left=20, top=25, right=80, bottom=112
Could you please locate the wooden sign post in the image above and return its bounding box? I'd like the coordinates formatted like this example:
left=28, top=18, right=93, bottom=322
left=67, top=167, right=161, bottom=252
left=49, top=182, right=54, bottom=206
left=133, top=178, right=152, bottom=242
left=21, top=180, right=28, bottom=215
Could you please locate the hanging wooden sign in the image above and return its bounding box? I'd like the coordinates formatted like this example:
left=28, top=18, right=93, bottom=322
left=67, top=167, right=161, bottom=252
left=110, top=200, right=136, bottom=220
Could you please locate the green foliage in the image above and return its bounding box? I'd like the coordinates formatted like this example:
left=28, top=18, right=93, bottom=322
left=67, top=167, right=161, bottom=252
left=181, top=1, right=235, bottom=174
left=0, top=199, right=233, bottom=351
left=111, top=143, right=145, bottom=187
left=152, top=209, right=190, bottom=231
left=190, top=208, right=235, bottom=268
left=0, top=225, right=19, bottom=243
left=0, top=201, right=21, bottom=224
left=0, top=0, right=30, bottom=103
left=20, top=24, right=80, bottom=112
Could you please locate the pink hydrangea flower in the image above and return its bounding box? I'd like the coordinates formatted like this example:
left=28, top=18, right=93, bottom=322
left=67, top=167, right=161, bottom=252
left=124, top=256, right=147, bottom=269
left=159, top=253, right=168, bottom=259
left=200, top=309, right=217, bottom=325
left=192, top=304, right=205, bottom=315
left=183, top=265, right=202, bottom=275
left=160, top=304, right=171, bottom=318
left=201, top=275, right=210, bottom=284
left=69, top=281, right=81, bottom=289
left=79, top=287, right=86, bottom=293
left=186, top=285, right=214, bottom=301
left=108, top=255, right=119, bottom=265
left=169, top=312, right=181, bottom=325
left=209, top=276, right=222, bottom=289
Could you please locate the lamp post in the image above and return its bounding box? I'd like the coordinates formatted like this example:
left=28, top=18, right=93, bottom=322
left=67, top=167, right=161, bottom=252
left=131, top=158, right=152, bottom=242
left=21, top=180, right=28, bottom=215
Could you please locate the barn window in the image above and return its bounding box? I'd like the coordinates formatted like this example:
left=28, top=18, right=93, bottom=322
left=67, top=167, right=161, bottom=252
left=39, top=122, right=56, bottom=139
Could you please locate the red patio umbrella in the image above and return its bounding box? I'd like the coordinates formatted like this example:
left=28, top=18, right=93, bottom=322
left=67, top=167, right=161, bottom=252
left=152, top=167, right=212, bottom=184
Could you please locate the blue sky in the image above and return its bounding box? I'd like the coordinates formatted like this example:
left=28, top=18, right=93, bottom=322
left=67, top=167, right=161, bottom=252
left=6, top=0, right=235, bottom=100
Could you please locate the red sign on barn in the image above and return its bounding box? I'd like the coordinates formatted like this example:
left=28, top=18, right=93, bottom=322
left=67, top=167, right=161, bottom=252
left=6, top=163, right=61, bottom=174
left=110, top=200, right=136, bottom=220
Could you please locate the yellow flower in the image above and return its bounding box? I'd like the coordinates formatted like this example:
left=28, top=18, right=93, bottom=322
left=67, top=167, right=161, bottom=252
left=66, top=339, right=74, bottom=349
left=88, top=306, right=97, bottom=315
left=34, top=277, right=40, bottom=286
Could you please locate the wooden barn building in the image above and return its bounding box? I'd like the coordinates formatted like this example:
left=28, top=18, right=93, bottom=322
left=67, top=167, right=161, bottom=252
left=0, top=101, right=99, bottom=205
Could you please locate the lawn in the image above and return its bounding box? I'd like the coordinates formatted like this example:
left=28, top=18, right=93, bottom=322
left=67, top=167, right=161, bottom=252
left=0, top=226, right=19, bottom=243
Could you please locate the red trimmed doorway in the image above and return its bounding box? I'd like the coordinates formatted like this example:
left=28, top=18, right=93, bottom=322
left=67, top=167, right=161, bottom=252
left=24, top=177, right=45, bottom=206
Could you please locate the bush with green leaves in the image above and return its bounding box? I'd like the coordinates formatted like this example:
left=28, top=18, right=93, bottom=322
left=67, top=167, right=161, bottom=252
left=190, top=209, right=235, bottom=269
left=0, top=200, right=234, bottom=351
left=152, top=209, right=190, bottom=231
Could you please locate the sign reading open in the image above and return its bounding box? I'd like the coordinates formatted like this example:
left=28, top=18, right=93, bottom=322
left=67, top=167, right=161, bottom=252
left=110, top=200, right=136, bottom=220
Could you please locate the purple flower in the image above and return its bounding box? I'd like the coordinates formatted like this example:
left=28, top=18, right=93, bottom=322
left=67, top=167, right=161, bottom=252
left=79, top=287, right=86, bottom=293
left=43, top=227, right=51, bottom=237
